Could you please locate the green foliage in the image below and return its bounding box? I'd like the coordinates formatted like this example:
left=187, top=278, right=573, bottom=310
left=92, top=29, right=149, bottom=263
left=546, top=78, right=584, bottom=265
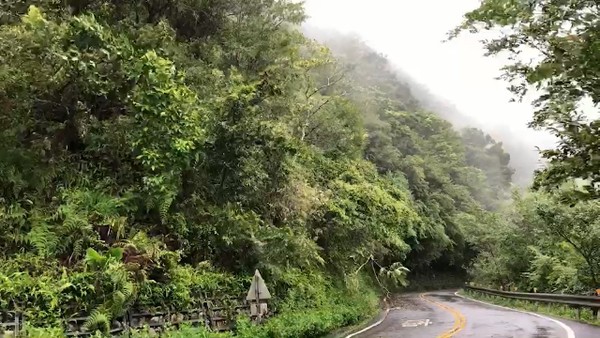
left=234, top=277, right=379, bottom=338
left=452, top=0, right=600, bottom=195
left=127, top=273, right=379, bottom=338
left=464, top=290, right=600, bottom=326
left=20, top=326, right=65, bottom=338
left=461, top=128, right=514, bottom=209
left=0, top=1, right=516, bottom=336
left=311, top=158, right=418, bottom=271
left=127, top=325, right=231, bottom=338
left=468, top=186, right=600, bottom=294
left=379, top=262, right=410, bottom=288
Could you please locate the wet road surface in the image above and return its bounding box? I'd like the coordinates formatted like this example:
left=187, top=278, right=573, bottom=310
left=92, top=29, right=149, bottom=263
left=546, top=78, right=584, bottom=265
left=354, top=290, right=600, bottom=338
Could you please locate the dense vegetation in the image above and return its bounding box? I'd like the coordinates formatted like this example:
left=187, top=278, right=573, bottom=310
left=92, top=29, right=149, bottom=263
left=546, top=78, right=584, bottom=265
left=453, top=0, right=600, bottom=294
left=0, top=1, right=522, bottom=336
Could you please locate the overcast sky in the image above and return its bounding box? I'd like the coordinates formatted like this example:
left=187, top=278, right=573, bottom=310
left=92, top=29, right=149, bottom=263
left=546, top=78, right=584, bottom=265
left=302, top=0, right=556, bottom=148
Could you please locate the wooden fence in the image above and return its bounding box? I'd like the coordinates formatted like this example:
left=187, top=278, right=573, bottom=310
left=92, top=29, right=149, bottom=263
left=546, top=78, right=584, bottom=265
left=1, top=298, right=255, bottom=337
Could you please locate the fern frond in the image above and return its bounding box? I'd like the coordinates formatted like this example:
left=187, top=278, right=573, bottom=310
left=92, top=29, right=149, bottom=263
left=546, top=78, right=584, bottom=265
left=129, top=231, right=165, bottom=260
left=158, top=195, right=174, bottom=224
left=84, top=309, right=111, bottom=334
left=71, top=238, right=85, bottom=259
left=6, top=231, right=29, bottom=246
left=122, top=281, right=135, bottom=299
left=27, top=221, right=59, bottom=257
left=108, top=266, right=128, bottom=286
left=62, top=212, right=89, bottom=233
left=106, top=216, right=127, bottom=240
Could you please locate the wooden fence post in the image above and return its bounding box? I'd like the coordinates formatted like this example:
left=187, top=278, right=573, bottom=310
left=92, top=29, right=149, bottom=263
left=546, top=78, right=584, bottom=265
left=16, top=313, right=21, bottom=338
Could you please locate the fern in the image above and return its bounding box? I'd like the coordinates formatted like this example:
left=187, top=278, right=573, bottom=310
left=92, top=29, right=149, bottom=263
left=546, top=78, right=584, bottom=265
left=62, top=211, right=89, bottom=234
left=0, top=203, right=29, bottom=249
left=71, top=239, right=86, bottom=260
left=26, top=221, right=59, bottom=257
left=6, top=231, right=29, bottom=246
left=109, top=281, right=136, bottom=316
left=158, top=194, right=174, bottom=224
left=1, top=204, right=27, bottom=223
left=128, top=231, right=165, bottom=260
left=106, top=215, right=127, bottom=240
left=84, top=309, right=111, bottom=334
left=122, top=280, right=135, bottom=300
left=106, top=262, right=136, bottom=316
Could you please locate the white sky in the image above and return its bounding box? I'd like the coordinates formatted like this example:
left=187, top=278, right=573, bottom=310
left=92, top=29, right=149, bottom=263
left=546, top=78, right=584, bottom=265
left=302, top=0, right=556, bottom=148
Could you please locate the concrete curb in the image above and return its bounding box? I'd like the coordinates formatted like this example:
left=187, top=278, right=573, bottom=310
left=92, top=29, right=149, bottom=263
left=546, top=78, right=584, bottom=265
left=323, top=305, right=389, bottom=338
left=344, top=307, right=390, bottom=338
left=324, top=303, right=390, bottom=338
left=326, top=296, right=392, bottom=338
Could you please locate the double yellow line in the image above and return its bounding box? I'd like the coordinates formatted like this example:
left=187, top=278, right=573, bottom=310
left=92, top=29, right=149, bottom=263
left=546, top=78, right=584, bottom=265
left=419, top=293, right=466, bottom=338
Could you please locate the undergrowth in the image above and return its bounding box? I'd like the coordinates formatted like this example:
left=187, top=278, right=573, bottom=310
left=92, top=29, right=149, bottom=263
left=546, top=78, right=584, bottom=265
left=11, top=276, right=380, bottom=338
left=462, top=289, right=600, bottom=326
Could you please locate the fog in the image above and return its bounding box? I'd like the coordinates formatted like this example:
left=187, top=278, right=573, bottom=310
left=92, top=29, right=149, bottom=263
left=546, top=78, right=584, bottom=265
left=302, top=0, right=557, bottom=185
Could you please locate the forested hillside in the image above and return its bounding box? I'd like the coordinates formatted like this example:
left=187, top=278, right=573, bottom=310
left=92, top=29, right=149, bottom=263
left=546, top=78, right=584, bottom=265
left=0, top=1, right=518, bottom=336
left=303, top=27, right=544, bottom=188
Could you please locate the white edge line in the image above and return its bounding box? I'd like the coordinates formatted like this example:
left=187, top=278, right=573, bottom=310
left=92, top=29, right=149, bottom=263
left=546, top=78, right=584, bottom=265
left=345, top=308, right=390, bottom=338
left=454, top=290, right=576, bottom=338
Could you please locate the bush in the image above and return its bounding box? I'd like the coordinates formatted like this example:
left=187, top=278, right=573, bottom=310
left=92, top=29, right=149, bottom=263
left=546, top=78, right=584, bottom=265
left=127, top=325, right=232, bottom=338
left=234, top=277, right=379, bottom=338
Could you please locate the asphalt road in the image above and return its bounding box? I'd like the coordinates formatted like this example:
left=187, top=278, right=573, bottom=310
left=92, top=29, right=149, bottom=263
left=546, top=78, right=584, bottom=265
left=353, top=290, right=600, bottom=338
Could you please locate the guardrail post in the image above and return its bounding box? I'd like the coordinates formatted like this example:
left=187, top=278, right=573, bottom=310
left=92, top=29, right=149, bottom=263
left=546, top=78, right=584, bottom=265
left=576, top=307, right=581, bottom=320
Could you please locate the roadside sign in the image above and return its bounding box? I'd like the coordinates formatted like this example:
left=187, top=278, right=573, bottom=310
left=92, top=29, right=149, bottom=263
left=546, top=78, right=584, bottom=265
left=246, top=269, right=271, bottom=301
left=246, top=269, right=271, bottom=320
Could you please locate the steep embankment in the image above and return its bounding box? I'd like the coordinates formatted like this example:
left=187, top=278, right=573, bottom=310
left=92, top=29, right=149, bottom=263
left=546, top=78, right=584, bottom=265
left=303, top=26, right=545, bottom=188
left=0, top=2, right=519, bottom=336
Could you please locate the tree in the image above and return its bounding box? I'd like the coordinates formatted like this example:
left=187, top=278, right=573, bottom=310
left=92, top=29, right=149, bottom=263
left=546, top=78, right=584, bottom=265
left=532, top=188, right=600, bottom=287
left=451, top=0, right=600, bottom=195
left=461, top=128, right=514, bottom=208
left=0, top=1, right=519, bottom=333
left=468, top=186, right=600, bottom=293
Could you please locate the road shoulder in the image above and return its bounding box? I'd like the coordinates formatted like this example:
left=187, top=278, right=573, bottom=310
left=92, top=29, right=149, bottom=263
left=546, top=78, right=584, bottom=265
left=455, top=290, right=577, bottom=338
left=324, top=307, right=389, bottom=338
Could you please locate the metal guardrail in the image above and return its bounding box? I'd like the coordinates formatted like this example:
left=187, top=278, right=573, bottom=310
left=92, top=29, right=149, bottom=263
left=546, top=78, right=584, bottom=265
left=465, top=285, right=600, bottom=319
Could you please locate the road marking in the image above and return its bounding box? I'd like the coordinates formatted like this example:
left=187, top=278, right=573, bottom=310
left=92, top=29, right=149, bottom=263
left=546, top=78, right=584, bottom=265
left=401, top=318, right=431, bottom=327
left=345, top=308, right=390, bottom=338
left=419, top=293, right=467, bottom=338
left=454, top=291, right=576, bottom=338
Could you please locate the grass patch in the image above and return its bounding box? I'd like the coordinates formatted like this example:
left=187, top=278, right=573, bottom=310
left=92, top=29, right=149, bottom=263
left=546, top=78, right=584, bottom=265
left=322, top=308, right=386, bottom=338
left=460, top=289, right=600, bottom=326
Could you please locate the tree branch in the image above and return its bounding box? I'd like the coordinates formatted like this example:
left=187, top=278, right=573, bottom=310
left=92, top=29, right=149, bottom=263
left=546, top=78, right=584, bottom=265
left=306, top=69, right=346, bottom=99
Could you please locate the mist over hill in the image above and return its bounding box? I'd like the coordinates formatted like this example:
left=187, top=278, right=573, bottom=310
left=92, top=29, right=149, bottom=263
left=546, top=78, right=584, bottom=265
left=302, top=26, right=546, bottom=187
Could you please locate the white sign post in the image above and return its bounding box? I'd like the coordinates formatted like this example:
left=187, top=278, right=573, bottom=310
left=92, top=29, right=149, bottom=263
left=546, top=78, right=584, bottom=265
left=246, top=269, right=271, bottom=322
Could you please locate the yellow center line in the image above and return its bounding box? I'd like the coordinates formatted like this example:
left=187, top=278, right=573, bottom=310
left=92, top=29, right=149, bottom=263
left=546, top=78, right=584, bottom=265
left=419, top=293, right=467, bottom=338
